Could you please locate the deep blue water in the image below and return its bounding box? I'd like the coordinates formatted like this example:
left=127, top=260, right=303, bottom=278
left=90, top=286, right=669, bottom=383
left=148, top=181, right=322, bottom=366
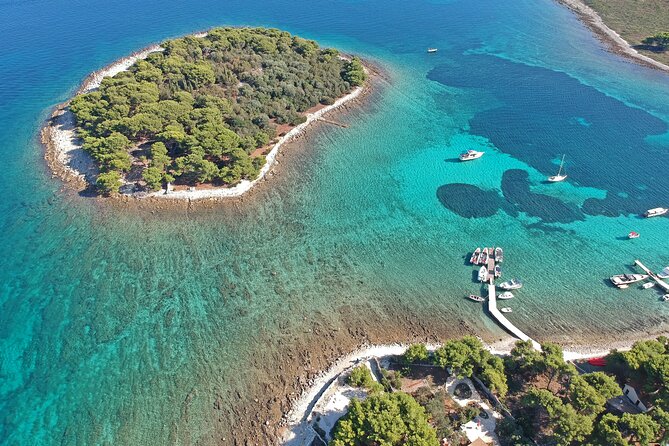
left=1, top=0, right=669, bottom=444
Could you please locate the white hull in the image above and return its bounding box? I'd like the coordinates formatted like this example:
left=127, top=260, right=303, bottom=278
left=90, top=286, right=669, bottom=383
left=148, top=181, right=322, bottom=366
left=478, top=266, right=488, bottom=283
left=498, top=292, right=514, bottom=300
left=459, top=150, right=484, bottom=161
left=644, top=208, right=668, bottom=218
left=548, top=175, right=567, bottom=182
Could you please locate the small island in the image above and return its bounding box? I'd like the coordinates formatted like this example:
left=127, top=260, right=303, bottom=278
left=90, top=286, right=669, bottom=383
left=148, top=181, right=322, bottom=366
left=45, top=27, right=367, bottom=197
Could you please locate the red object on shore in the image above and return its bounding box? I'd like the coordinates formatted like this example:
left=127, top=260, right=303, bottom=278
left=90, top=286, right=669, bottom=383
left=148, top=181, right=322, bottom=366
left=588, top=357, right=607, bottom=366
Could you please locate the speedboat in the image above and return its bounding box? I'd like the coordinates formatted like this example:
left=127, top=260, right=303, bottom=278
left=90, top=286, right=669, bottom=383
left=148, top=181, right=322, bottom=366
left=499, top=278, right=523, bottom=290
left=470, top=248, right=481, bottom=265
left=547, top=154, right=567, bottom=182
left=427, top=48, right=438, bottom=53
left=468, top=294, right=485, bottom=302
left=610, top=274, right=649, bottom=287
left=644, top=207, right=668, bottom=218
left=494, top=247, right=503, bottom=263
left=642, top=282, right=655, bottom=289
left=459, top=150, right=484, bottom=161
left=478, top=266, right=489, bottom=283
left=494, top=264, right=501, bottom=278
left=480, top=247, right=489, bottom=265
left=663, top=294, right=669, bottom=302
left=500, top=307, right=512, bottom=313
left=498, top=292, right=513, bottom=300
left=628, top=231, right=640, bottom=239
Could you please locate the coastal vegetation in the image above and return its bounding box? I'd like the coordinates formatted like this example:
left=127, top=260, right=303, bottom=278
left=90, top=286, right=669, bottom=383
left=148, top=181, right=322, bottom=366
left=581, top=0, right=669, bottom=64
left=330, top=337, right=669, bottom=446
left=68, top=27, right=366, bottom=194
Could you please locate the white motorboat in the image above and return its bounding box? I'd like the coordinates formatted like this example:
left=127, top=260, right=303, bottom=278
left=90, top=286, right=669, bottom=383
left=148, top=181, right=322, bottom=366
left=500, top=307, right=513, bottom=313
left=644, top=207, right=668, bottom=218
left=470, top=248, right=481, bottom=265
left=498, top=292, right=514, bottom=300
left=494, top=264, right=502, bottom=278
left=494, top=247, right=503, bottom=263
left=642, top=282, right=655, bottom=289
left=459, top=150, right=484, bottom=161
left=499, top=278, right=523, bottom=290
left=610, top=274, right=649, bottom=287
left=658, top=267, right=669, bottom=279
left=548, top=154, right=567, bottom=182
left=478, top=266, right=489, bottom=282
left=427, top=48, right=438, bottom=53
left=468, top=294, right=485, bottom=302
left=480, top=247, right=489, bottom=265
left=663, top=294, right=669, bottom=302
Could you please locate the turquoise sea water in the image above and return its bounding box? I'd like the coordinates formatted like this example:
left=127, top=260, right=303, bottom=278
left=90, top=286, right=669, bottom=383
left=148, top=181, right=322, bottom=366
left=1, top=0, right=669, bottom=443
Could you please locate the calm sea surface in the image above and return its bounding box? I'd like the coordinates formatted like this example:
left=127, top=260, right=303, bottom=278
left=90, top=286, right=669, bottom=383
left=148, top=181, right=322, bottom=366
left=1, top=0, right=668, bottom=443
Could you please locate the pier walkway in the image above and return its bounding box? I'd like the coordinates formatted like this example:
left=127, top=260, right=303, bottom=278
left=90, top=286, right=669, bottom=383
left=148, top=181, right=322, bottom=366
left=634, top=260, right=669, bottom=292
left=487, top=284, right=541, bottom=350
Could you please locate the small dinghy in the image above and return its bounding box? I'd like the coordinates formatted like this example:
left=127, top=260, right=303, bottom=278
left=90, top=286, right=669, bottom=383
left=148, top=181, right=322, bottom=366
left=663, top=294, right=669, bottom=302
left=628, top=231, right=640, bottom=239
left=498, top=292, right=514, bottom=300
left=468, top=294, right=485, bottom=302
left=642, top=282, right=655, bottom=289
left=500, top=307, right=512, bottom=313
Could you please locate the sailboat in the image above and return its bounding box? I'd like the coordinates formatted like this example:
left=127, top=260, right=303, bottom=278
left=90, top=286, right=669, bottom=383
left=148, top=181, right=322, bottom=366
left=548, top=154, right=567, bottom=182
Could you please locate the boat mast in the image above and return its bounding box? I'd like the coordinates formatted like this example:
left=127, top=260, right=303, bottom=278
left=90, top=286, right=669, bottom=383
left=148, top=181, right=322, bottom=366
left=557, top=154, right=565, bottom=176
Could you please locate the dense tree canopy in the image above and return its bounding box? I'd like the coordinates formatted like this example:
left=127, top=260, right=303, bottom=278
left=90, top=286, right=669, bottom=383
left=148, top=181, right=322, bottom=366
left=70, top=27, right=366, bottom=194
left=330, top=392, right=439, bottom=446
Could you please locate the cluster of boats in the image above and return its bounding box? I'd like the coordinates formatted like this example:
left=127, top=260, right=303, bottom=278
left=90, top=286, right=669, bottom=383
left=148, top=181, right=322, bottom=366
left=470, top=247, right=503, bottom=265
left=610, top=266, right=669, bottom=302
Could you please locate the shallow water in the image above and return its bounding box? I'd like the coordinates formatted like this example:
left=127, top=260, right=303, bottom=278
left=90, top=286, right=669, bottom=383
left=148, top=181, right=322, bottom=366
left=1, top=0, right=668, bottom=443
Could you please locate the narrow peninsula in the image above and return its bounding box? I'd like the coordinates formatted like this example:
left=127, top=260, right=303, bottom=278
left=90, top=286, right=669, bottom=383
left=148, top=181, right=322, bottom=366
left=43, top=27, right=368, bottom=199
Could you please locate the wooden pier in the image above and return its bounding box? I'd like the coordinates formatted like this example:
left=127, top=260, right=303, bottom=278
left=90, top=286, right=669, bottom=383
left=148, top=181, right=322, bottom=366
left=487, top=284, right=541, bottom=350
left=634, top=260, right=669, bottom=292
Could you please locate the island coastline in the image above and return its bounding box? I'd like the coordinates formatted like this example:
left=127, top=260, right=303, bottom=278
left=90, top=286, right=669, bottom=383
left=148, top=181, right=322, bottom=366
left=555, top=0, right=669, bottom=73
left=41, top=32, right=374, bottom=202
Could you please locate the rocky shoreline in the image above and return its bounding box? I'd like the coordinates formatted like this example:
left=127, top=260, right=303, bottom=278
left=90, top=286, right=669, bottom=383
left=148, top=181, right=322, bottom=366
left=555, top=0, right=669, bottom=73
left=40, top=33, right=377, bottom=204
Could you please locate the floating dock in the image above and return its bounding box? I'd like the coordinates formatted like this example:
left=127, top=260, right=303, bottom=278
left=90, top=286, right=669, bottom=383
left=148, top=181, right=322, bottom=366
left=634, top=260, right=669, bottom=292
left=487, top=284, right=541, bottom=350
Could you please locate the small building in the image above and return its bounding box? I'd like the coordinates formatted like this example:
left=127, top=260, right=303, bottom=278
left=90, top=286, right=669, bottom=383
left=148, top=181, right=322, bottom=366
left=606, top=384, right=648, bottom=415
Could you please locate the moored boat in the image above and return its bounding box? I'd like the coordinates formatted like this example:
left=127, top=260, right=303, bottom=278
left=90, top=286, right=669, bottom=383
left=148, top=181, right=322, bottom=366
left=459, top=150, right=484, bottom=161
left=500, top=307, right=512, bottom=313
left=658, top=267, right=669, bottom=279
left=470, top=248, right=481, bottom=265
left=609, top=274, right=649, bottom=287
left=499, top=278, right=523, bottom=290
left=644, top=207, right=668, bottom=218
left=588, top=357, right=607, bottom=367
left=498, top=291, right=513, bottom=300
left=628, top=231, right=640, bottom=239
left=494, top=247, right=503, bottom=263
left=478, top=266, right=489, bottom=283
left=427, top=48, right=438, bottom=53
left=663, top=294, right=669, bottom=302
left=547, top=154, right=567, bottom=182
left=468, top=294, right=485, bottom=302
left=642, top=282, right=655, bottom=289
left=480, top=247, right=489, bottom=265
left=494, top=264, right=502, bottom=278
